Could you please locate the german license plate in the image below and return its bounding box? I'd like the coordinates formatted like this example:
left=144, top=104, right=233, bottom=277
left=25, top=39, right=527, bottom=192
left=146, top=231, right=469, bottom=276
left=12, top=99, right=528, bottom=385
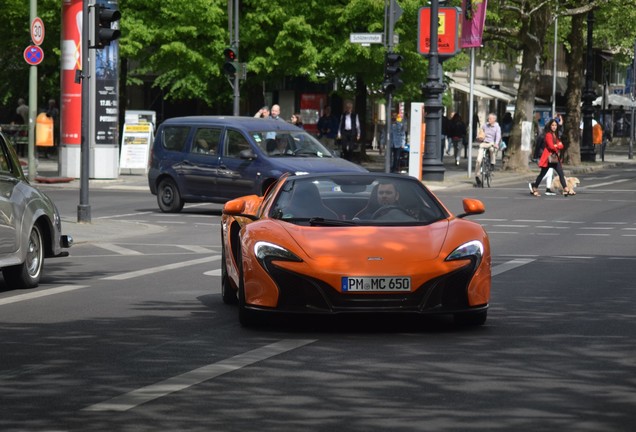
left=341, top=277, right=411, bottom=292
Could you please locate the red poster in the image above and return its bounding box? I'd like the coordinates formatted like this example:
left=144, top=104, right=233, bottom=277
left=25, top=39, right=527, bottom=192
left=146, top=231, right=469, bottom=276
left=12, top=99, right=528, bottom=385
left=418, top=7, right=460, bottom=57
left=60, top=0, right=83, bottom=146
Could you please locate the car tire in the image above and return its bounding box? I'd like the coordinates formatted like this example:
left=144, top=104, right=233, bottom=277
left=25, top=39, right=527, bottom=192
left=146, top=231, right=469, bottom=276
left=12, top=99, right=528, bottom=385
left=237, top=249, right=260, bottom=327
left=221, top=243, right=237, bottom=305
left=3, top=224, right=44, bottom=289
left=454, top=310, right=487, bottom=326
left=157, top=178, right=184, bottom=213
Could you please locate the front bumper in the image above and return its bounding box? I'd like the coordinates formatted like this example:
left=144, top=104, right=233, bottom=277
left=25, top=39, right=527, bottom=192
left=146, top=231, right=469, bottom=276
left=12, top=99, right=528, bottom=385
left=251, top=263, right=485, bottom=315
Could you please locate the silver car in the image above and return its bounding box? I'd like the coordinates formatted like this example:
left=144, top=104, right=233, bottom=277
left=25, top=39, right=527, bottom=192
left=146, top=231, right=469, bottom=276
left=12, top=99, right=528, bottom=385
left=0, top=130, right=72, bottom=289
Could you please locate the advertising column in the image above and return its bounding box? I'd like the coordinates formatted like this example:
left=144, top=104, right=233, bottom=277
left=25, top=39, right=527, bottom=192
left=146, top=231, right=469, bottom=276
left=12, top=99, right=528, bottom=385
left=91, top=0, right=120, bottom=178
left=60, top=0, right=83, bottom=177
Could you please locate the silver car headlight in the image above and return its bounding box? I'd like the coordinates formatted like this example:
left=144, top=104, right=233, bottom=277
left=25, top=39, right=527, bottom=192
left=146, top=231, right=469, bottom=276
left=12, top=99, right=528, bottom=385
left=254, top=241, right=302, bottom=272
left=445, top=240, right=484, bottom=268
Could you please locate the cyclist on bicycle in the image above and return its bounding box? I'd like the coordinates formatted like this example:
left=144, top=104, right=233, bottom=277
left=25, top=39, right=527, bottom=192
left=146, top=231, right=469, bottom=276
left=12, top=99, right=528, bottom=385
left=474, top=113, right=501, bottom=186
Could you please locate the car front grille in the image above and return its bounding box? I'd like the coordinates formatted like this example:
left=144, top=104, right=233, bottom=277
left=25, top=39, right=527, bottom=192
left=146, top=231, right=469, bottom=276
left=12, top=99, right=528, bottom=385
left=270, top=264, right=474, bottom=314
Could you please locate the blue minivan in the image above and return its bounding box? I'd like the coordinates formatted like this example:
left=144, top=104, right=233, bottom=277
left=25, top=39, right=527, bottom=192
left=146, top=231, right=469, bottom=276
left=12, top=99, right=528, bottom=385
left=148, top=116, right=366, bottom=212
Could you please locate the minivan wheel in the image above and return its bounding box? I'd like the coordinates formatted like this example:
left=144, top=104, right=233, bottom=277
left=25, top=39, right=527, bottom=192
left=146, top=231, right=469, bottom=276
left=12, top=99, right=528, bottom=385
left=157, top=178, right=184, bottom=213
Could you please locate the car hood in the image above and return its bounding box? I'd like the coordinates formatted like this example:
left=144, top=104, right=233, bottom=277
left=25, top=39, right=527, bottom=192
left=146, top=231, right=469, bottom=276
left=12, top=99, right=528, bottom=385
left=269, top=157, right=368, bottom=173
left=283, top=222, right=450, bottom=264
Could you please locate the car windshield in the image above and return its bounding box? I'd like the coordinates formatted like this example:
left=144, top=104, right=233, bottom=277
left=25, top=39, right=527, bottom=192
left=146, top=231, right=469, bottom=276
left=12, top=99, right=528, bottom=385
left=268, top=175, right=448, bottom=225
left=251, top=130, right=333, bottom=157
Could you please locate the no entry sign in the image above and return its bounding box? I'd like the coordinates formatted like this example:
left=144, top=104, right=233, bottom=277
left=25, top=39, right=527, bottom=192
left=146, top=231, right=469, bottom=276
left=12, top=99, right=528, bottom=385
left=24, top=45, right=44, bottom=65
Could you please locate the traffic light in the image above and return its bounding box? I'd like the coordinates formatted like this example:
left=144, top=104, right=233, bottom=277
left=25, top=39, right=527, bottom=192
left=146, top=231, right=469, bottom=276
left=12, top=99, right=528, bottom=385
left=93, top=5, right=121, bottom=49
left=223, top=47, right=238, bottom=76
left=383, top=52, right=403, bottom=94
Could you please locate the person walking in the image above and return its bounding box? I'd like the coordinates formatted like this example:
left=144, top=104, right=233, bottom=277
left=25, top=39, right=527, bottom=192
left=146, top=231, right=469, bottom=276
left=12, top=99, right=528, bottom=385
left=529, top=119, right=573, bottom=197
left=337, top=100, right=360, bottom=161
left=500, top=112, right=512, bottom=160
left=16, top=98, right=29, bottom=125
left=448, top=112, right=467, bottom=166
left=317, top=106, right=338, bottom=153
left=390, top=113, right=406, bottom=172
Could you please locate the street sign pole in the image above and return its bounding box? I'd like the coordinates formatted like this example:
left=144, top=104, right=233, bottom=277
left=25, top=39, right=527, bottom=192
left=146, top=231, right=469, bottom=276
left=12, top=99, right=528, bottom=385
left=78, top=0, right=91, bottom=223
left=27, top=0, right=38, bottom=182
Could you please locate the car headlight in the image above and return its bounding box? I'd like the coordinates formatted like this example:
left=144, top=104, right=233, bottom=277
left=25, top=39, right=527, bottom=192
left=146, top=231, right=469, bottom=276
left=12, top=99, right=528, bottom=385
left=445, top=240, right=484, bottom=268
left=254, top=241, right=302, bottom=272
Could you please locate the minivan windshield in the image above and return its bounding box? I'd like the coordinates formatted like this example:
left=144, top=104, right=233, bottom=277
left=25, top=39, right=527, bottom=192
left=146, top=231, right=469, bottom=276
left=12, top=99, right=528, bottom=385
left=251, top=131, right=334, bottom=158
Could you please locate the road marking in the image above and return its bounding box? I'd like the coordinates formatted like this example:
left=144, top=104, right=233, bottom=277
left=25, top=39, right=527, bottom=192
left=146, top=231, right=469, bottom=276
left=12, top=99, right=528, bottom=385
left=576, top=233, right=610, bottom=236
left=95, top=243, right=143, bottom=255
left=492, top=258, right=535, bottom=277
left=0, top=285, right=89, bottom=306
left=102, top=256, right=221, bottom=280
left=176, top=245, right=216, bottom=254
left=585, top=179, right=629, bottom=188
left=205, top=269, right=222, bottom=276
left=82, top=339, right=317, bottom=412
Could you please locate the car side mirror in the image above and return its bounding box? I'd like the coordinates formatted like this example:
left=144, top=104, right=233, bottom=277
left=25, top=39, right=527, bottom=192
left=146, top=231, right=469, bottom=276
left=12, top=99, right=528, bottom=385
left=223, top=198, right=246, bottom=215
left=457, top=198, right=485, bottom=218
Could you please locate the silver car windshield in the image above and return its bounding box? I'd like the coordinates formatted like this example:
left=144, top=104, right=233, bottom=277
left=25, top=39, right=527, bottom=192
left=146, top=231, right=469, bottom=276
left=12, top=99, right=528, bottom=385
left=251, top=131, right=333, bottom=157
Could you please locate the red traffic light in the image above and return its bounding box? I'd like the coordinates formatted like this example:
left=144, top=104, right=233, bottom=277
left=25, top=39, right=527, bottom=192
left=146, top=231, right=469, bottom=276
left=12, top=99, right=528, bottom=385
left=224, top=47, right=237, bottom=61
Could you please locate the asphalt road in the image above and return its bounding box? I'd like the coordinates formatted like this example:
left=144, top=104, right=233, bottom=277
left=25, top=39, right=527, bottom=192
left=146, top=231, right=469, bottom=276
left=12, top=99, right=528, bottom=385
left=1, top=165, right=635, bottom=431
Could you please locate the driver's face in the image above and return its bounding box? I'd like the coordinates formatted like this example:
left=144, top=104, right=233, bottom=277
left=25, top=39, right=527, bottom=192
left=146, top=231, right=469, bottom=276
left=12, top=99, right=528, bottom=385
left=377, top=184, right=398, bottom=205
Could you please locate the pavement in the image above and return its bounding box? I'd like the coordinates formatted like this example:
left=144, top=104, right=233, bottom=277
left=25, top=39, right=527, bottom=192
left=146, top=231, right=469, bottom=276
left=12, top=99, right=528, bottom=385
left=23, top=142, right=635, bottom=245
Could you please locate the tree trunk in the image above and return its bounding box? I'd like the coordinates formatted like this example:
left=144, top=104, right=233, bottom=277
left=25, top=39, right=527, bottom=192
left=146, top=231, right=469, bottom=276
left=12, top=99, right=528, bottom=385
left=563, top=14, right=586, bottom=166
left=505, top=5, right=551, bottom=171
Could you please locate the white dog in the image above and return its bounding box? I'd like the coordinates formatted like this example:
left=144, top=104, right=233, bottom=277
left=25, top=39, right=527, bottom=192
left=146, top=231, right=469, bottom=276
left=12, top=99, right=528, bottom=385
left=551, top=176, right=580, bottom=195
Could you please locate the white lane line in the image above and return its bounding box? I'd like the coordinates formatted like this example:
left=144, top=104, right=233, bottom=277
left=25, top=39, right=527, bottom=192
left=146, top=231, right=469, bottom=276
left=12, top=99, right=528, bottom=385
left=580, top=227, right=615, bottom=230
left=96, top=212, right=153, bottom=219
left=95, top=243, right=143, bottom=255
left=102, top=256, right=221, bottom=280
left=493, top=224, right=528, bottom=228
left=204, top=269, right=222, bottom=276
left=176, top=245, right=216, bottom=254
left=576, top=233, right=610, bottom=237
left=492, top=258, right=535, bottom=277
left=82, top=339, right=317, bottom=412
left=585, top=179, right=629, bottom=188
left=0, top=285, right=89, bottom=306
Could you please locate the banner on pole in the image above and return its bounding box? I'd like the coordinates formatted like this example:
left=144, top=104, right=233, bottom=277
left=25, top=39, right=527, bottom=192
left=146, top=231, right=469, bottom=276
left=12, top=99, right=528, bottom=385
left=460, top=0, right=488, bottom=49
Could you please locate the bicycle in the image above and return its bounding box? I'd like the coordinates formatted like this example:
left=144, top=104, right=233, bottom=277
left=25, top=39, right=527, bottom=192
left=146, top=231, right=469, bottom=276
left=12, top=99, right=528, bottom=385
left=478, top=145, right=495, bottom=188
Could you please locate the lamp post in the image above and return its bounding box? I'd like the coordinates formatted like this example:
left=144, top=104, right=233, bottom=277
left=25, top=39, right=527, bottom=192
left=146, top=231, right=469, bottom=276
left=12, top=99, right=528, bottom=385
left=421, top=0, right=446, bottom=181
left=580, top=5, right=596, bottom=162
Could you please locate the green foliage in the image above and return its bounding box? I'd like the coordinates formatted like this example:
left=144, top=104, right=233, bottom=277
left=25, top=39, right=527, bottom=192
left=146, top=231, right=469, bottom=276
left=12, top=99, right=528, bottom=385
left=3, top=0, right=635, bottom=115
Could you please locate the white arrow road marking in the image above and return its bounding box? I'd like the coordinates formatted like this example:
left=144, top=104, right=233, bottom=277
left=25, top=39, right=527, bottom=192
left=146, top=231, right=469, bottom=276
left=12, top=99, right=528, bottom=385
left=82, top=339, right=317, bottom=412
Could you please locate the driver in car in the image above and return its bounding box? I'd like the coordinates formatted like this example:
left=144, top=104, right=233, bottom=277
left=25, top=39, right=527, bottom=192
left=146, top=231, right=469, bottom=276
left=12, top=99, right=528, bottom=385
left=377, top=181, right=399, bottom=206
left=354, top=180, right=400, bottom=220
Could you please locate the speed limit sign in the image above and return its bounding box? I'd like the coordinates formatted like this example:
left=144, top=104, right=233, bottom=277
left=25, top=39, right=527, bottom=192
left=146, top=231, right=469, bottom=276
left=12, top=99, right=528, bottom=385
left=31, top=17, right=45, bottom=46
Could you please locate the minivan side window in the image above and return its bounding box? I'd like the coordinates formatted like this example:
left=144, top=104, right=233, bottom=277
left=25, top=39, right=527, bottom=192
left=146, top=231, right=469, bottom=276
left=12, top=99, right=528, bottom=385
left=162, top=126, right=190, bottom=152
left=192, top=128, right=221, bottom=155
left=223, top=129, right=250, bottom=158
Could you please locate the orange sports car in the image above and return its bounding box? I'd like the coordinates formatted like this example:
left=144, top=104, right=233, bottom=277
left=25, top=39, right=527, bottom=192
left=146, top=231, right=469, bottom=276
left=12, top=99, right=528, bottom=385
left=220, top=172, right=491, bottom=326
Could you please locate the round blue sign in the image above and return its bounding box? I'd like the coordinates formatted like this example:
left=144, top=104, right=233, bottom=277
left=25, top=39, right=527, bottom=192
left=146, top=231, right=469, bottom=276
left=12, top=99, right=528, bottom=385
left=24, top=45, right=44, bottom=66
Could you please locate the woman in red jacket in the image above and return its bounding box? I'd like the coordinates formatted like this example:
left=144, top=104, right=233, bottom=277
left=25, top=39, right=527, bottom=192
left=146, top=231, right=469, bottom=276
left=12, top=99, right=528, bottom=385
left=529, top=119, right=573, bottom=196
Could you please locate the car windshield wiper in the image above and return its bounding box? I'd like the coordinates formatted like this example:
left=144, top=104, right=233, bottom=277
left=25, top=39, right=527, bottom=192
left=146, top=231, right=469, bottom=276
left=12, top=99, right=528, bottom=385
left=308, top=217, right=357, bottom=226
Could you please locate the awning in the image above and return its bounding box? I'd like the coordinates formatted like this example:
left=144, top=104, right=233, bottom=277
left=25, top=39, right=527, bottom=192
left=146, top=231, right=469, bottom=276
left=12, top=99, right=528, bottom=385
left=449, top=82, right=515, bottom=102
left=449, top=82, right=495, bottom=100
